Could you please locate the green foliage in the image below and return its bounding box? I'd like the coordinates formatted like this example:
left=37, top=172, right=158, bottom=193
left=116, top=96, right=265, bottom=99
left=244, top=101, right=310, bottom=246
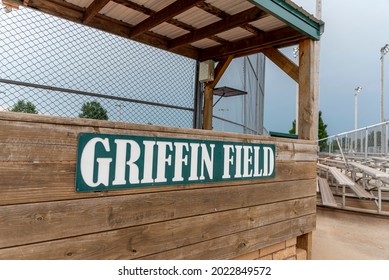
left=79, top=101, right=108, bottom=120
left=289, top=111, right=329, bottom=151
left=289, top=120, right=296, bottom=134
left=318, top=111, right=328, bottom=141
left=10, top=100, right=38, bottom=114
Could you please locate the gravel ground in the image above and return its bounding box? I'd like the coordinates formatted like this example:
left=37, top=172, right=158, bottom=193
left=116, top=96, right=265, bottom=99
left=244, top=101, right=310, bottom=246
left=312, top=207, right=389, bottom=259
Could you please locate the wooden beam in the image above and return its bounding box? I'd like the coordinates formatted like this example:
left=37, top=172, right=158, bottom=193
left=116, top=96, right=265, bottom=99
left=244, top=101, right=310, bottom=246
left=2, top=0, right=21, bottom=9
left=296, top=40, right=317, bottom=260
left=195, top=1, right=228, bottom=18
left=83, top=0, right=110, bottom=24
left=233, top=39, right=298, bottom=60
left=262, top=47, right=299, bottom=83
left=199, top=26, right=305, bottom=61
left=128, top=0, right=203, bottom=38
left=209, top=55, right=234, bottom=89
left=298, top=39, right=317, bottom=141
left=203, top=86, right=213, bottom=130
left=195, top=1, right=264, bottom=36
left=297, top=232, right=313, bottom=260
left=114, top=0, right=193, bottom=32
left=113, top=0, right=154, bottom=16
left=203, top=55, right=234, bottom=130
left=169, top=7, right=266, bottom=49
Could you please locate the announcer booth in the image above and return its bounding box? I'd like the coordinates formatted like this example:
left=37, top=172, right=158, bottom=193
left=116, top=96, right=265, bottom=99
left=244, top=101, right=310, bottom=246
left=0, top=0, right=323, bottom=260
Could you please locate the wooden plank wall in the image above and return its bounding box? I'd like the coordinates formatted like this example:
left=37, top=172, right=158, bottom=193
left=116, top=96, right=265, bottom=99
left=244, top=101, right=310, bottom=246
left=0, top=112, right=317, bottom=259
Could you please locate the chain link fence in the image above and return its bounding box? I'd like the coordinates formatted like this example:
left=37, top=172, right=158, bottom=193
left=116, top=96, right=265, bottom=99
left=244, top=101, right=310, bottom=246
left=0, top=5, right=196, bottom=127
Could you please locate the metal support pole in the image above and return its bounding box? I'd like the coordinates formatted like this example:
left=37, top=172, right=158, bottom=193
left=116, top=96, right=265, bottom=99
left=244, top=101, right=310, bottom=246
left=383, top=123, right=388, bottom=156
left=193, top=61, right=201, bottom=129
left=354, top=86, right=362, bottom=152
left=365, top=128, right=368, bottom=160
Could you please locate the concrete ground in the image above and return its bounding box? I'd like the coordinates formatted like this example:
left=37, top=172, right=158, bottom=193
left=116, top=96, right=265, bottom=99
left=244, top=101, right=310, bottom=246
left=312, top=207, right=389, bottom=259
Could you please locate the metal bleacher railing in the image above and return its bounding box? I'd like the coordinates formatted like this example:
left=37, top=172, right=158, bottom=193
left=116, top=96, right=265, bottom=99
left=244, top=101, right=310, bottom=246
left=318, top=121, right=389, bottom=158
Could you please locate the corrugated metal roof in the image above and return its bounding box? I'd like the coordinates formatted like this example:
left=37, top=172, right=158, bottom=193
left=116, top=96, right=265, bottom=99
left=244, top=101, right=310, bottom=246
left=206, top=0, right=255, bottom=15
left=216, top=27, right=254, bottom=42
left=130, top=0, right=176, bottom=11
left=150, top=22, right=189, bottom=39
left=250, top=15, right=286, bottom=32
left=174, top=7, right=221, bottom=29
left=19, top=0, right=324, bottom=61
left=190, top=38, right=220, bottom=49
left=101, top=2, right=149, bottom=26
left=65, top=0, right=93, bottom=8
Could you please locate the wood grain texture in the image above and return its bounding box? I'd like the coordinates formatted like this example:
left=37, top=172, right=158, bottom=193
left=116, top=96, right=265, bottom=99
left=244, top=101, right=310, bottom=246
left=0, top=112, right=316, bottom=145
left=0, top=161, right=316, bottom=205
left=0, top=112, right=317, bottom=259
left=298, top=39, right=317, bottom=141
left=0, top=117, right=317, bottom=163
left=140, top=214, right=316, bottom=260
left=262, top=47, right=299, bottom=82
left=0, top=200, right=315, bottom=259
left=0, top=181, right=316, bottom=248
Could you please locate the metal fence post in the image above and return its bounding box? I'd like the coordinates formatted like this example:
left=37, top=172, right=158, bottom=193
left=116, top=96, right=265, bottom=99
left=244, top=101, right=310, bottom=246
left=365, top=128, right=368, bottom=159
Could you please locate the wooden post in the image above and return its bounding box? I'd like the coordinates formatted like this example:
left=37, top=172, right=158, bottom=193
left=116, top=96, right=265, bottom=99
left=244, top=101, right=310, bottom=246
left=202, top=55, right=234, bottom=130
left=203, top=85, right=214, bottom=130
left=298, top=39, right=317, bottom=141
left=297, top=38, right=317, bottom=260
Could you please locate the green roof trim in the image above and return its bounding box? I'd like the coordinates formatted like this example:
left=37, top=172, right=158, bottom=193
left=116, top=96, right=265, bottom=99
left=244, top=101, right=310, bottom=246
left=248, top=0, right=324, bottom=40
left=269, top=131, right=298, bottom=139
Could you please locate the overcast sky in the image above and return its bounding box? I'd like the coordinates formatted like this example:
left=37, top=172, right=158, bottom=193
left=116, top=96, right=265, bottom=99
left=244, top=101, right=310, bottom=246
left=264, top=0, right=389, bottom=136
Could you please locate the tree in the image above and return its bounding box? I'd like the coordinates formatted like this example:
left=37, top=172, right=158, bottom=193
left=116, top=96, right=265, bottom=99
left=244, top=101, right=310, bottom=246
left=79, top=101, right=108, bottom=120
left=289, top=111, right=329, bottom=151
left=10, top=100, right=38, bottom=114
left=289, top=120, right=296, bottom=135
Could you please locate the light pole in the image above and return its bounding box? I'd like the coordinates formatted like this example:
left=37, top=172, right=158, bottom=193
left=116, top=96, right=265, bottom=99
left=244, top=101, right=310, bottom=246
left=218, top=108, right=229, bottom=132
left=354, top=86, right=362, bottom=130
left=380, top=44, right=389, bottom=123
left=293, top=47, right=299, bottom=133
left=354, top=86, right=362, bottom=152
left=380, top=44, right=389, bottom=154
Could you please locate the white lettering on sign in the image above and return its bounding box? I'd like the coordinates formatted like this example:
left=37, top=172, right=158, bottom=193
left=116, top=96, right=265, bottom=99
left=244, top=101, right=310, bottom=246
left=80, top=137, right=112, bottom=187
left=76, top=134, right=276, bottom=191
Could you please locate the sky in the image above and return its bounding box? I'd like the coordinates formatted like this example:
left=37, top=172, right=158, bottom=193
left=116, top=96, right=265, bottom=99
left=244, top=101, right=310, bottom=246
left=2, top=1, right=389, bottom=137
left=264, top=0, right=389, bottom=136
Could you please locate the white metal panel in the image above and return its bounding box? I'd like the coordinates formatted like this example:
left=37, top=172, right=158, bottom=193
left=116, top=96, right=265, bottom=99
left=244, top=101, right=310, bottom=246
left=101, top=2, right=149, bottom=26
left=250, top=15, right=286, bottom=32
left=205, top=0, right=255, bottom=15
left=65, top=0, right=94, bottom=8
left=174, top=7, right=221, bottom=29
left=150, top=22, right=189, bottom=39
left=190, top=38, right=220, bottom=49
left=216, top=27, right=253, bottom=42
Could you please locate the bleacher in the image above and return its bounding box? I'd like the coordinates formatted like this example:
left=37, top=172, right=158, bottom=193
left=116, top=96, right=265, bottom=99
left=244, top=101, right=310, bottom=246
left=317, top=153, right=389, bottom=215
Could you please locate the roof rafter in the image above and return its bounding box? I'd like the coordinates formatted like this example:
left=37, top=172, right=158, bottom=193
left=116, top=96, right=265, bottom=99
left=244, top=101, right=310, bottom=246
left=199, top=26, right=304, bottom=61
left=128, top=0, right=204, bottom=38
left=83, top=0, right=110, bottom=24
left=23, top=0, right=199, bottom=59
left=112, top=0, right=154, bottom=15
left=262, top=47, right=298, bottom=82
left=195, top=1, right=263, bottom=35
left=17, top=0, right=321, bottom=61
left=113, top=0, right=229, bottom=46
left=169, top=7, right=266, bottom=49
left=113, top=0, right=194, bottom=32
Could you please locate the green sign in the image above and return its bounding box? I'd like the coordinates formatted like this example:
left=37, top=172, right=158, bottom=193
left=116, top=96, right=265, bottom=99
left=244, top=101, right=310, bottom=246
left=75, top=133, right=276, bottom=192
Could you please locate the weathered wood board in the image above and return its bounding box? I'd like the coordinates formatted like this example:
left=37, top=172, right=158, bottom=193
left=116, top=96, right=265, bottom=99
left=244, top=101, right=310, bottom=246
left=0, top=112, right=317, bottom=259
